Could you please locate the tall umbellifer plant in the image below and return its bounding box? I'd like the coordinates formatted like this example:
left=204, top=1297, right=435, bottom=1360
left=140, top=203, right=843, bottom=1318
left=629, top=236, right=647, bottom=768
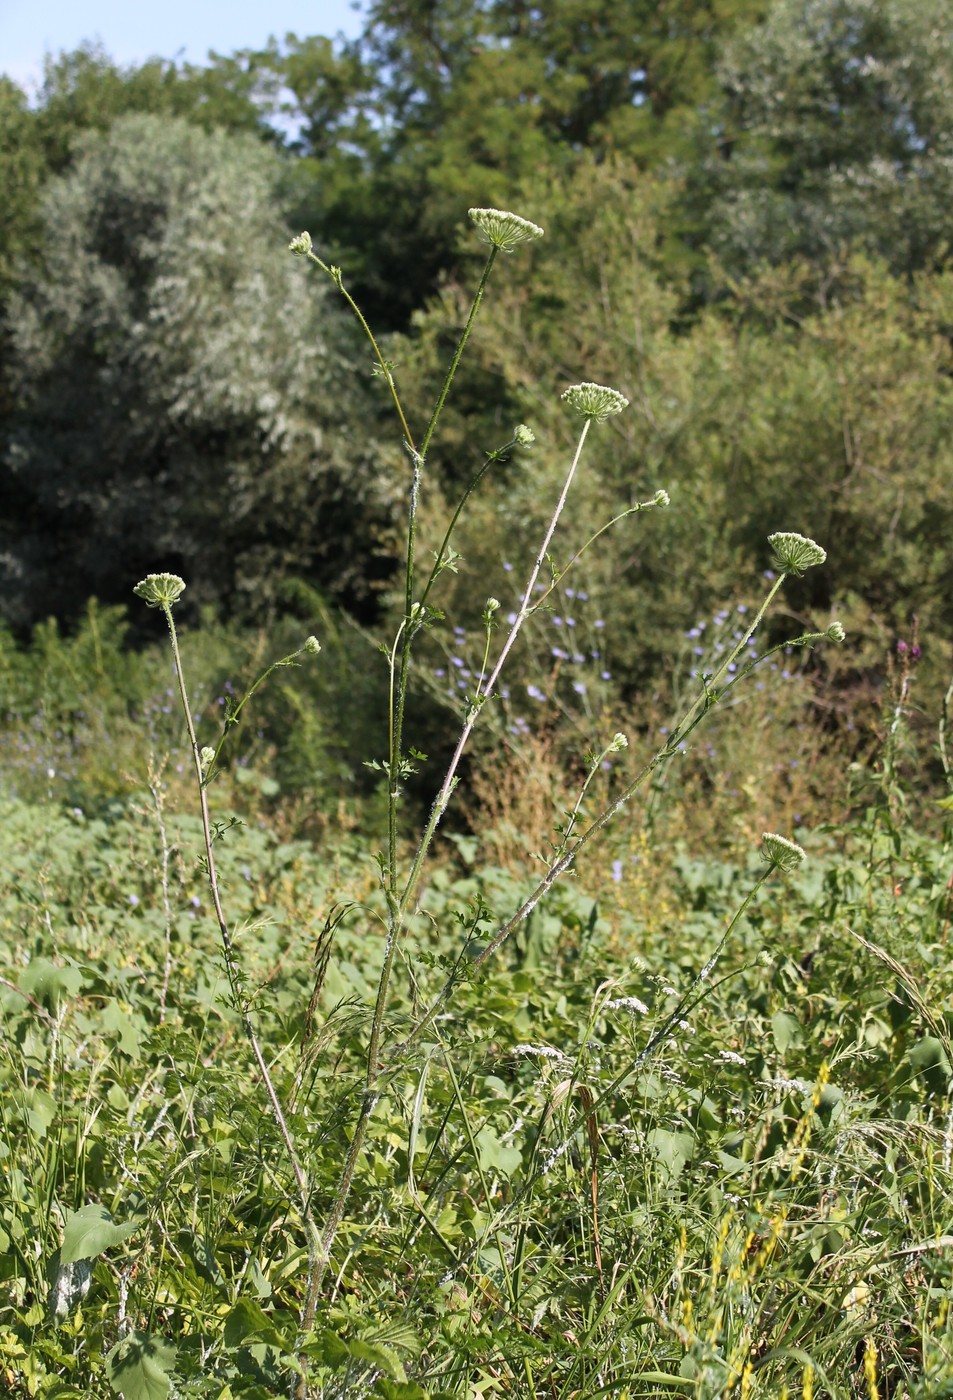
left=137, top=208, right=844, bottom=1391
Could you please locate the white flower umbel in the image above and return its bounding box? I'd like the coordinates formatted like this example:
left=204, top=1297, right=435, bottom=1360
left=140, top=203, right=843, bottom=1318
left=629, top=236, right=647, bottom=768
left=760, top=832, right=806, bottom=872
left=561, top=382, right=629, bottom=423
left=133, top=573, right=186, bottom=608
left=468, top=208, right=544, bottom=252
left=288, top=231, right=313, bottom=256
left=827, top=621, right=846, bottom=642
left=767, top=532, right=827, bottom=576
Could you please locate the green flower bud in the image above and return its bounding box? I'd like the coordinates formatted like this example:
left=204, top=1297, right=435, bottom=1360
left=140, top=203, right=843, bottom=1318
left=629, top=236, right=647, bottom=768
left=468, top=208, right=544, bottom=252
left=561, top=382, right=629, bottom=423
left=514, top=424, right=535, bottom=448
left=133, top=573, right=186, bottom=608
left=199, top=746, right=216, bottom=777
left=760, top=832, right=806, bottom=872
left=288, top=231, right=313, bottom=256
left=485, top=597, right=500, bottom=613
left=767, top=532, right=827, bottom=576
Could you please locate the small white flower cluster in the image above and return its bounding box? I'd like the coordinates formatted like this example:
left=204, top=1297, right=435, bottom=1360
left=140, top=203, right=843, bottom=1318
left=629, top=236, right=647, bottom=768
left=288, top=231, right=313, bottom=255
left=511, top=1043, right=570, bottom=1062
left=133, top=572, right=186, bottom=608
left=303, top=635, right=321, bottom=655
left=604, top=995, right=649, bottom=1014
left=765, top=1075, right=812, bottom=1095
left=468, top=207, right=545, bottom=251
left=561, top=382, right=630, bottom=422
left=767, top=531, right=827, bottom=576
left=760, top=831, right=806, bottom=872
left=514, top=423, right=536, bottom=447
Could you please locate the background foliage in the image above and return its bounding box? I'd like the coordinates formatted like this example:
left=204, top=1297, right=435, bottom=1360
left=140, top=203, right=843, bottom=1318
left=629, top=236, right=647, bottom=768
left=3, top=3, right=953, bottom=1394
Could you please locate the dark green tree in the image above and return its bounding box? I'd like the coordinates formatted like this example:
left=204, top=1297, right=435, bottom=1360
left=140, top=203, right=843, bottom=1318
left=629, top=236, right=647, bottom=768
left=693, top=0, right=953, bottom=277
left=1, top=115, right=400, bottom=630
left=281, top=0, right=765, bottom=325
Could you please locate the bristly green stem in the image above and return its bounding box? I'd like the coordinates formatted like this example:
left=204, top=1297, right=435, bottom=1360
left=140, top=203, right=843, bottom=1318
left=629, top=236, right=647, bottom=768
left=397, top=418, right=593, bottom=927
left=390, top=251, right=500, bottom=859
left=310, top=250, right=503, bottom=1303
left=306, top=250, right=415, bottom=451
left=160, top=603, right=324, bottom=1378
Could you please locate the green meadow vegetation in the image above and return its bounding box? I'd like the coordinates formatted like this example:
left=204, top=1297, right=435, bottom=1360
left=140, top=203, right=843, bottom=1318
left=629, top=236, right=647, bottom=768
left=2, top=2, right=953, bottom=1396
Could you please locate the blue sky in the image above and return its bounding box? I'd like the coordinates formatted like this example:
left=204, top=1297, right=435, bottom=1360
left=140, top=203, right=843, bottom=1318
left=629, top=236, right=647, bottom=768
left=1, top=0, right=366, bottom=91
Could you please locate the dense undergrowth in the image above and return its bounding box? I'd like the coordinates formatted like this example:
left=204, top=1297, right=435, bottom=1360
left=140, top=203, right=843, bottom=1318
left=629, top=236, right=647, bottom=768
left=1, top=614, right=953, bottom=1397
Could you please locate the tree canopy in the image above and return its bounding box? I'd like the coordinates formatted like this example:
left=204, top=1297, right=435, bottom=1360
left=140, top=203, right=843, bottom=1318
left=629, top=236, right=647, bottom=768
left=1, top=115, right=397, bottom=628
left=0, top=0, right=951, bottom=686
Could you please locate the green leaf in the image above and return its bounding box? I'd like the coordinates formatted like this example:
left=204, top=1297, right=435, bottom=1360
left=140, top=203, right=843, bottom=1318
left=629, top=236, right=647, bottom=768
left=106, top=1331, right=177, bottom=1400
left=648, top=1128, right=696, bottom=1181
left=771, top=1010, right=802, bottom=1054
left=907, top=1036, right=952, bottom=1096
left=350, top=1338, right=406, bottom=1381
left=223, top=1297, right=285, bottom=1350
left=61, top=1204, right=139, bottom=1264
left=475, top=1126, right=522, bottom=1178
left=19, top=956, right=84, bottom=1008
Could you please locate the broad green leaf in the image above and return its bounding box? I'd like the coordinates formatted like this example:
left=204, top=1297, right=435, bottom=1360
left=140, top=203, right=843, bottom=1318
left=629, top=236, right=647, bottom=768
left=349, top=1338, right=406, bottom=1381
left=106, top=1331, right=177, bottom=1400
left=648, top=1128, right=696, bottom=1181
left=222, top=1297, right=287, bottom=1350
left=771, top=1010, right=802, bottom=1054
left=19, top=957, right=84, bottom=1008
left=61, top=1204, right=139, bottom=1264
left=475, top=1126, right=522, bottom=1178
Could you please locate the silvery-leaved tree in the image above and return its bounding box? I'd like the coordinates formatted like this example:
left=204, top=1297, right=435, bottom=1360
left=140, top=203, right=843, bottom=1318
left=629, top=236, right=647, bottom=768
left=0, top=112, right=398, bottom=630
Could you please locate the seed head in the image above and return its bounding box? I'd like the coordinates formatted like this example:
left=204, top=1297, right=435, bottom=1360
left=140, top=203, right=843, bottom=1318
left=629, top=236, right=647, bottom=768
left=133, top=573, right=186, bottom=609
left=561, top=382, right=629, bottom=423
left=468, top=208, right=544, bottom=252
left=760, top=832, right=806, bottom=872
left=767, top=532, right=827, bottom=576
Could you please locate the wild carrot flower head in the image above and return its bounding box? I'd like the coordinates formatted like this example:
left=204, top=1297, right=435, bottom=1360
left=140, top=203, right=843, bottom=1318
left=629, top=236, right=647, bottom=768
left=133, top=573, right=186, bottom=608
left=561, top=382, right=629, bottom=423
left=288, top=231, right=313, bottom=255
left=514, top=424, right=536, bottom=447
left=826, top=621, right=846, bottom=642
left=767, top=532, right=827, bottom=576
left=468, top=208, right=544, bottom=251
left=654, top=489, right=671, bottom=508
left=761, top=832, right=806, bottom=872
